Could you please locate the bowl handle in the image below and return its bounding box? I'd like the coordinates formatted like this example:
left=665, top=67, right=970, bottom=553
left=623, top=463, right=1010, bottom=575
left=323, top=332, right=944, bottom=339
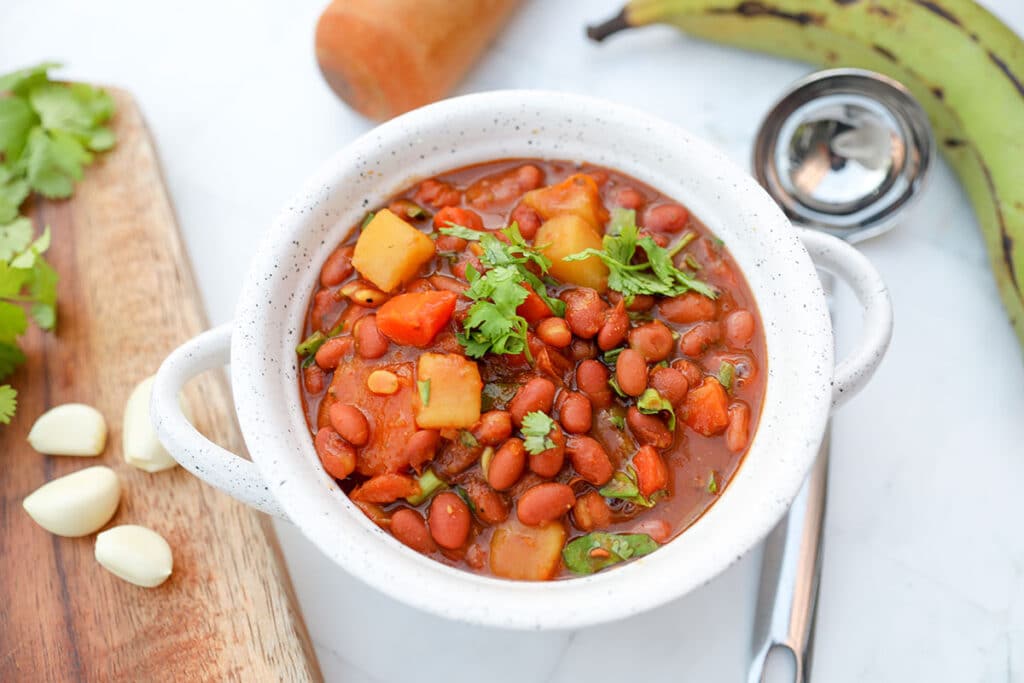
left=151, top=323, right=289, bottom=519
left=797, top=228, right=893, bottom=409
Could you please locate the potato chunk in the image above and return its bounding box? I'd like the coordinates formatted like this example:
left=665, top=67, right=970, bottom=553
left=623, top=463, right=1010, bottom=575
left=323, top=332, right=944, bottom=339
left=352, top=209, right=435, bottom=292
left=521, top=173, right=609, bottom=230
left=415, top=353, right=482, bottom=429
left=490, top=517, right=567, bottom=580
left=536, top=214, right=608, bottom=292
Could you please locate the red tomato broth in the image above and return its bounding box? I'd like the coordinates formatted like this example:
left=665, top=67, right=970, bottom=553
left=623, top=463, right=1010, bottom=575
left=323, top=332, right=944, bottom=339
left=298, top=159, right=766, bottom=579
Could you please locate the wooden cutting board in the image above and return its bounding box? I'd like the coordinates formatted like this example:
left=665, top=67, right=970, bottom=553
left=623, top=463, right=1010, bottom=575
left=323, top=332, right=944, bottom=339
left=0, top=90, right=322, bottom=681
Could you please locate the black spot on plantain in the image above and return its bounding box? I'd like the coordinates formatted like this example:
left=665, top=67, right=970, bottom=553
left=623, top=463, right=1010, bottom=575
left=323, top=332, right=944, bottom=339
left=911, top=0, right=962, bottom=26
left=988, top=51, right=1024, bottom=99
left=873, top=44, right=898, bottom=62
left=944, top=138, right=966, bottom=148
left=834, top=0, right=860, bottom=4
left=868, top=5, right=895, bottom=17
left=931, top=86, right=945, bottom=101
left=709, top=2, right=824, bottom=26
left=977, top=156, right=1020, bottom=290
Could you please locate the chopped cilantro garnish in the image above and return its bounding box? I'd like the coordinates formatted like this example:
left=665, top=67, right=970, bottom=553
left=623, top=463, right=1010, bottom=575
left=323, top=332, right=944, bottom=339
left=417, top=379, right=431, bottom=406
left=599, top=468, right=658, bottom=508
left=562, top=532, right=658, bottom=575
left=637, top=387, right=676, bottom=431
left=458, top=430, right=479, bottom=448
left=707, top=470, right=719, bottom=494
left=564, top=208, right=716, bottom=299
left=521, top=410, right=557, bottom=454
left=602, top=347, right=623, bottom=365
left=717, top=361, right=736, bottom=391
left=608, top=412, right=626, bottom=430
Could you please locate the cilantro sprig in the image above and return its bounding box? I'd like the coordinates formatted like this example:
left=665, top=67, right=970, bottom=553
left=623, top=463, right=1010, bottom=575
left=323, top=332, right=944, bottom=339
left=0, top=63, right=117, bottom=422
left=565, top=208, right=716, bottom=300
left=441, top=223, right=565, bottom=359
left=521, top=411, right=557, bottom=454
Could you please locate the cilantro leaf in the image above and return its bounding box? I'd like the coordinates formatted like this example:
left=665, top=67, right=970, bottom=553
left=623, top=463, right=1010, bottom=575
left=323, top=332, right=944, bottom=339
left=0, top=98, right=37, bottom=162
left=457, top=264, right=531, bottom=359
left=637, top=387, right=676, bottom=431
left=0, top=384, right=16, bottom=424
left=24, top=127, right=91, bottom=198
left=0, top=217, right=33, bottom=260
left=521, top=411, right=556, bottom=454
left=0, top=302, right=28, bottom=344
left=565, top=209, right=717, bottom=299
left=0, top=342, right=26, bottom=380
left=599, top=468, right=658, bottom=508
left=0, top=62, right=61, bottom=96
left=29, top=82, right=115, bottom=151
left=562, top=532, right=659, bottom=575
left=707, top=470, right=719, bottom=494
left=717, top=361, right=735, bottom=391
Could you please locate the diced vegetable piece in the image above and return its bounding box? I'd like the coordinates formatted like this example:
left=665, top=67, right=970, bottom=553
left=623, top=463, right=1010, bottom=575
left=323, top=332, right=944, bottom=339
left=632, top=446, right=669, bottom=498
left=415, top=353, right=483, bottom=429
left=522, top=173, right=609, bottom=230
left=376, top=290, right=457, bottom=346
left=515, top=283, right=553, bottom=324
left=352, top=208, right=435, bottom=292
left=350, top=473, right=420, bottom=503
left=562, top=532, right=658, bottom=575
left=535, top=214, right=608, bottom=292
left=489, top=517, right=567, bottom=580
left=683, top=376, right=730, bottom=436
left=406, top=469, right=446, bottom=505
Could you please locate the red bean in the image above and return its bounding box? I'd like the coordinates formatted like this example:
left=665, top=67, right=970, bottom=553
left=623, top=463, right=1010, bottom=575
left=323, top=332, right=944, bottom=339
left=354, top=315, right=389, bottom=359
left=567, top=436, right=614, bottom=485
left=414, top=179, right=461, bottom=208
left=328, top=403, right=370, bottom=447
left=428, top=492, right=471, bottom=549
left=433, top=206, right=483, bottom=232
left=633, top=445, right=669, bottom=497
left=570, top=339, right=598, bottom=362
left=516, top=164, right=544, bottom=191
left=473, top=410, right=513, bottom=446
left=559, top=392, right=593, bottom=434
left=660, top=292, right=717, bottom=324
left=452, top=254, right=483, bottom=282
left=463, top=480, right=509, bottom=525
left=626, top=407, right=672, bottom=449
left=680, top=321, right=721, bottom=357
left=401, top=429, right=440, bottom=472
left=643, top=203, right=689, bottom=233
left=672, top=359, right=704, bottom=387
left=563, top=288, right=607, bottom=339
left=650, top=367, right=689, bottom=404
left=631, top=518, right=671, bottom=543
left=614, top=186, right=645, bottom=210
left=615, top=349, right=648, bottom=397
left=528, top=429, right=566, bottom=478
left=517, top=483, right=575, bottom=526
left=320, top=246, right=354, bottom=287
left=428, top=274, right=468, bottom=295
left=625, top=294, right=655, bottom=312
left=314, top=427, right=356, bottom=479
left=487, top=438, right=526, bottom=491
left=391, top=508, right=436, bottom=554
left=315, top=336, right=352, bottom=370
left=597, top=299, right=630, bottom=351
left=510, top=203, right=542, bottom=240
left=628, top=321, right=674, bottom=362
left=303, top=364, right=325, bottom=393
left=572, top=491, right=612, bottom=532
left=723, top=309, right=755, bottom=348
left=434, top=234, right=468, bottom=252
left=536, top=317, right=572, bottom=348
left=311, top=289, right=339, bottom=333
left=726, top=402, right=752, bottom=453
left=509, top=377, right=556, bottom=427
left=576, top=359, right=612, bottom=409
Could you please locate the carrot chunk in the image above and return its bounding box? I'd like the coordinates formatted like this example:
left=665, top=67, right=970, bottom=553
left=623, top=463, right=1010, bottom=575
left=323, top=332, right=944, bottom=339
left=376, top=290, right=458, bottom=346
left=683, top=377, right=730, bottom=436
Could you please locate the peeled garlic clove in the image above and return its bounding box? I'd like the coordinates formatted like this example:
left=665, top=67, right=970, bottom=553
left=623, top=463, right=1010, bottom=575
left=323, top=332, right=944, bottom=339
left=95, top=525, right=173, bottom=588
left=28, top=403, right=108, bottom=456
left=123, top=376, right=178, bottom=472
left=23, top=466, right=121, bottom=537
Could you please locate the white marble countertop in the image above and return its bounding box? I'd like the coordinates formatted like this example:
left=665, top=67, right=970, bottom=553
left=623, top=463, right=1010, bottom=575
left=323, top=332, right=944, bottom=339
left=4, top=1, right=1024, bottom=680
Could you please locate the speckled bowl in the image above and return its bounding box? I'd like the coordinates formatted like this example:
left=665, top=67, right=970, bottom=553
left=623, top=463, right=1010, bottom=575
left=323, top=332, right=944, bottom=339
left=152, top=91, right=892, bottom=630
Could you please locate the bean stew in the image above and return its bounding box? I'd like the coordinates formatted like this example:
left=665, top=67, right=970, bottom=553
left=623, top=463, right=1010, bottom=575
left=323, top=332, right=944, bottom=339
left=298, top=159, right=766, bottom=580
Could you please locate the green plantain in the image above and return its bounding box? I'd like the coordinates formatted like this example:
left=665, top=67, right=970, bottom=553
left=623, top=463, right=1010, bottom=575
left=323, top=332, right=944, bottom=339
left=589, top=0, right=1024, bottom=350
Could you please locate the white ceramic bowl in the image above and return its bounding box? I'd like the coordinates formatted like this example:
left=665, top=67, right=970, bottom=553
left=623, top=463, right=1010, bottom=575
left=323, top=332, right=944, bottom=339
left=152, top=91, right=892, bottom=630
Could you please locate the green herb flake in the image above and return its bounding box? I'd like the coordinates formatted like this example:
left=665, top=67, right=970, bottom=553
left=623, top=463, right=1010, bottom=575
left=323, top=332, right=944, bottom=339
left=602, top=347, right=623, bottom=365
left=296, top=330, right=327, bottom=358
left=458, top=430, right=479, bottom=448
left=406, top=469, right=446, bottom=506
left=360, top=211, right=375, bottom=229
left=717, top=361, right=736, bottom=392
left=417, top=379, right=431, bottom=406
left=607, top=375, right=628, bottom=398
left=683, top=253, right=701, bottom=271
left=564, top=208, right=716, bottom=300
left=521, top=410, right=557, bottom=455
left=453, top=485, right=477, bottom=513
left=562, top=532, right=659, bottom=575
left=637, top=387, right=676, bottom=431
left=608, top=412, right=626, bottom=430
left=599, top=468, right=657, bottom=508
left=707, top=470, right=719, bottom=495
left=0, top=383, right=16, bottom=424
